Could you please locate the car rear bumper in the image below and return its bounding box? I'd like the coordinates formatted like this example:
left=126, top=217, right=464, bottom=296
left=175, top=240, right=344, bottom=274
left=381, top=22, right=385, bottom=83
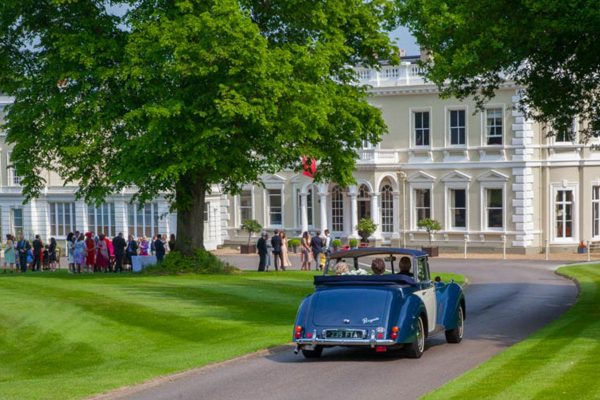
left=295, top=337, right=396, bottom=347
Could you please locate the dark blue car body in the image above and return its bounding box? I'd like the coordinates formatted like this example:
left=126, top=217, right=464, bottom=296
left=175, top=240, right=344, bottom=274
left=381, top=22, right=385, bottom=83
left=293, top=248, right=465, bottom=358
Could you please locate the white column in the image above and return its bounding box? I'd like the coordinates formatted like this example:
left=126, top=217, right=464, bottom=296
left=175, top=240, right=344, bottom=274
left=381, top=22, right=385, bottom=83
left=319, top=191, right=328, bottom=232
left=300, top=192, right=309, bottom=233
left=370, top=192, right=382, bottom=240
left=392, top=192, right=401, bottom=239
left=349, top=191, right=359, bottom=239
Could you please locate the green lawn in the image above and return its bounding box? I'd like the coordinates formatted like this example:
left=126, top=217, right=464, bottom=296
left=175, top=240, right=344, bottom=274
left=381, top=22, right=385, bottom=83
left=0, top=270, right=464, bottom=400
left=422, top=263, right=600, bottom=400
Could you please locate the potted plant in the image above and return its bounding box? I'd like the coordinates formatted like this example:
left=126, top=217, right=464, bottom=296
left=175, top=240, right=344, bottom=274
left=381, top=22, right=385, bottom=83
left=578, top=241, right=588, bottom=254
left=349, top=238, right=359, bottom=249
left=417, top=218, right=441, bottom=257
left=331, top=239, right=342, bottom=252
left=356, top=217, right=377, bottom=244
left=240, top=219, right=262, bottom=254
left=288, top=238, right=301, bottom=253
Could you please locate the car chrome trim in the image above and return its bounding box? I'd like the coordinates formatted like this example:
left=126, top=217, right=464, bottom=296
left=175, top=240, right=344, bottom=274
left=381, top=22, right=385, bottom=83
left=296, top=338, right=396, bottom=347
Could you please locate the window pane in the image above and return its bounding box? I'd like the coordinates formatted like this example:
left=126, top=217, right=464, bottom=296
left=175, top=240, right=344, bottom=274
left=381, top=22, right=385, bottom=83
left=381, top=185, right=394, bottom=233
left=488, top=189, right=503, bottom=207
left=268, top=189, right=282, bottom=226
left=332, top=186, right=344, bottom=232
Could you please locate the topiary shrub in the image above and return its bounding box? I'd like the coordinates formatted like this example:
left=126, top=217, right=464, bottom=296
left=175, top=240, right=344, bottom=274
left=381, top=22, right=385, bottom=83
left=331, top=239, right=342, bottom=250
left=349, top=238, right=359, bottom=248
left=356, top=217, right=377, bottom=242
left=141, top=250, right=240, bottom=275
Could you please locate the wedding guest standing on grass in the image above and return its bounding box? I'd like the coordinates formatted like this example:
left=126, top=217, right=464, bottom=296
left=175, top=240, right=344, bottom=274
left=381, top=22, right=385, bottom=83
left=85, top=232, right=96, bottom=273
left=3, top=234, right=16, bottom=273
left=74, top=233, right=86, bottom=273
left=48, top=237, right=58, bottom=272
left=154, top=234, right=166, bottom=263
left=112, top=233, right=127, bottom=273
left=168, top=234, right=176, bottom=253
left=96, top=234, right=110, bottom=272
left=66, top=232, right=75, bottom=273
left=126, top=234, right=138, bottom=271
left=16, top=234, right=30, bottom=273
left=32, top=235, right=43, bottom=272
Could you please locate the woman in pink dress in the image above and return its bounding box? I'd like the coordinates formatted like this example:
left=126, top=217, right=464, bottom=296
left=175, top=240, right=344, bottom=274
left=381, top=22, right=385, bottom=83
left=139, top=236, right=149, bottom=256
left=85, top=232, right=96, bottom=273
left=96, top=234, right=110, bottom=272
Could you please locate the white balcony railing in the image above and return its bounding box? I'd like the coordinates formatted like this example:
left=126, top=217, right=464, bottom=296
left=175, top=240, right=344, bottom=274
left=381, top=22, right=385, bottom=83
left=356, top=63, right=428, bottom=88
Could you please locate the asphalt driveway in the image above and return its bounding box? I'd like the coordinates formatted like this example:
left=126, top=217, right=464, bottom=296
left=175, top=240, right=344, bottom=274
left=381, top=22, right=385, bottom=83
left=103, top=257, right=577, bottom=400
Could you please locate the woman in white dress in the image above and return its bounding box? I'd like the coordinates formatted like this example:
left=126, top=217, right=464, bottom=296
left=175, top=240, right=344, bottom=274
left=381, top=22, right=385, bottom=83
left=280, top=231, right=291, bottom=271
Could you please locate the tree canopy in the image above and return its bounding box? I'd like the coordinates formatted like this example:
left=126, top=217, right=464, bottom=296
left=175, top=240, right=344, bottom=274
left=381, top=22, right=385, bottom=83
left=398, top=0, right=600, bottom=139
left=0, top=0, right=399, bottom=253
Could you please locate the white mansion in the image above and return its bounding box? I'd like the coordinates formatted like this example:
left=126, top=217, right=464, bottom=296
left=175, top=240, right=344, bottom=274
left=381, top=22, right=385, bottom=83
left=1, top=57, right=599, bottom=253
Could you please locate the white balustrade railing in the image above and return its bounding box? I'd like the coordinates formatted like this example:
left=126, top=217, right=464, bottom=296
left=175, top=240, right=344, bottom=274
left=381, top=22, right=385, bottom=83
left=356, top=63, right=428, bottom=87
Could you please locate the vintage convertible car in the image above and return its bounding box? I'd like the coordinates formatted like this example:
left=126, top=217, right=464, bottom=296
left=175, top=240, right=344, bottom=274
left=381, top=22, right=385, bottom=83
left=292, top=248, right=465, bottom=358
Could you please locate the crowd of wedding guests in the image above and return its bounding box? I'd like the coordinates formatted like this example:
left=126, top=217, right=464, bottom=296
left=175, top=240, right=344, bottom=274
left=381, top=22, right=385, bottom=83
left=256, top=229, right=332, bottom=272
left=1, top=232, right=176, bottom=274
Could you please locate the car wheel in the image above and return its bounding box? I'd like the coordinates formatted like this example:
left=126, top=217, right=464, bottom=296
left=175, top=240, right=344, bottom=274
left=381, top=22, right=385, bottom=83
left=405, top=315, right=425, bottom=359
left=445, top=305, right=464, bottom=343
left=301, top=346, right=323, bottom=359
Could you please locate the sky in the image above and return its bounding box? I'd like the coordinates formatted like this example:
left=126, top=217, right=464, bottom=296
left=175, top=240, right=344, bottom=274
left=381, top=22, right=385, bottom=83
left=391, top=26, right=420, bottom=56
left=106, top=3, right=420, bottom=56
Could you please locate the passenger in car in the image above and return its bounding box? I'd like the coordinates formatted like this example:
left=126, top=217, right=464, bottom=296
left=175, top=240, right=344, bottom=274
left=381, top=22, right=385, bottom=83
left=399, top=257, right=414, bottom=276
left=370, top=258, right=386, bottom=275
left=335, top=262, right=349, bottom=275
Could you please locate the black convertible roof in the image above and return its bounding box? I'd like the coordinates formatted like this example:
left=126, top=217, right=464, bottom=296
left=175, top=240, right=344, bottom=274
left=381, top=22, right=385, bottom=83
left=329, top=247, right=427, bottom=260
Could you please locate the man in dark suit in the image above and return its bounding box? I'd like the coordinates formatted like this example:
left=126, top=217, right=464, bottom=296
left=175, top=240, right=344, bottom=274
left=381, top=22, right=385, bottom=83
left=256, top=233, right=268, bottom=272
left=32, top=234, right=43, bottom=271
left=154, top=234, right=166, bottom=263
left=271, top=229, right=283, bottom=271
left=16, top=234, right=30, bottom=273
left=112, top=233, right=127, bottom=273
left=310, top=231, right=323, bottom=271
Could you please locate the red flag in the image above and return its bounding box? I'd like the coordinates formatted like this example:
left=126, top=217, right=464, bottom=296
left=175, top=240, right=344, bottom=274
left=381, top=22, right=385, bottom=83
left=302, top=156, right=317, bottom=178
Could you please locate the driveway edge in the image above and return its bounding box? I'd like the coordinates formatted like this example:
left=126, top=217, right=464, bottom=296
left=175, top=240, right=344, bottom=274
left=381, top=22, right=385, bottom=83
left=88, top=344, right=294, bottom=400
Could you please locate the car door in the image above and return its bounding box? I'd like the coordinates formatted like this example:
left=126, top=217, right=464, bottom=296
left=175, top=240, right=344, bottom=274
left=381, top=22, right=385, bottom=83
left=414, top=257, right=436, bottom=333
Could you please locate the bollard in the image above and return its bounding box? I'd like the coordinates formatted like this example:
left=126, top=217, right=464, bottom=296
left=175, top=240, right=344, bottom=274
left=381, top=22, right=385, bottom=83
left=502, top=235, right=507, bottom=260
left=464, top=235, right=468, bottom=259
left=545, top=239, right=549, bottom=261
left=587, top=240, right=591, bottom=262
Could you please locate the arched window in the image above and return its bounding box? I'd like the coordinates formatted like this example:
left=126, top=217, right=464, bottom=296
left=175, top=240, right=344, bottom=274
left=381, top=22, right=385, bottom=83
left=331, top=186, right=344, bottom=232
left=357, top=184, right=371, bottom=220
left=381, top=185, right=394, bottom=233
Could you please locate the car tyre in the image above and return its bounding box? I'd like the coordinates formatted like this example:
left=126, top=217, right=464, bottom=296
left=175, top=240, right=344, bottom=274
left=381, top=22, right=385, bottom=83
left=445, top=305, right=464, bottom=344
left=405, top=315, right=425, bottom=359
left=301, top=346, right=323, bottom=359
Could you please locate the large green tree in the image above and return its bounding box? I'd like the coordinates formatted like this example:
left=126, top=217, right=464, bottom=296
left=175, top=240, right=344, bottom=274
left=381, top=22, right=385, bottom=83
left=0, top=0, right=399, bottom=254
left=398, top=0, right=600, bottom=139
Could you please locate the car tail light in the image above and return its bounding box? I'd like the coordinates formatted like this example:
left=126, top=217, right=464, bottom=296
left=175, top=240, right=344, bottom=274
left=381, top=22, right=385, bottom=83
left=376, top=332, right=384, bottom=339
left=295, top=326, right=302, bottom=339
left=306, top=332, right=313, bottom=339
left=391, top=326, right=399, bottom=340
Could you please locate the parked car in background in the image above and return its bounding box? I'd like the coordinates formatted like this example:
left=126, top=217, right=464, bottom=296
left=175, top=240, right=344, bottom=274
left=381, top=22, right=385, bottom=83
left=292, top=248, right=465, bottom=358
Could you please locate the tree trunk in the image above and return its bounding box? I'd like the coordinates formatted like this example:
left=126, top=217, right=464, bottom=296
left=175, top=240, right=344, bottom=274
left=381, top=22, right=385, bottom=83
left=176, top=173, right=208, bottom=256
